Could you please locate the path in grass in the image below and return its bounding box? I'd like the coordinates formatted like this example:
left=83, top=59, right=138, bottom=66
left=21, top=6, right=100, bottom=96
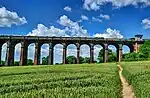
left=117, top=65, right=136, bottom=98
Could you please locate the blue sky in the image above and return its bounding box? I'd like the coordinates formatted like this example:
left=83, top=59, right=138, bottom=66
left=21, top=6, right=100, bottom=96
left=0, top=0, right=150, bottom=38
left=1, top=0, right=150, bottom=63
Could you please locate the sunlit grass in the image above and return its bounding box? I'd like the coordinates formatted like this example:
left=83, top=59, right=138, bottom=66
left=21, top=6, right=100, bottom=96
left=0, top=63, right=121, bottom=98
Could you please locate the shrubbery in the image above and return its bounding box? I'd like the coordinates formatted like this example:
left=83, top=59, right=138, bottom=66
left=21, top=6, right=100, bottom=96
left=122, top=40, right=150, bottom=61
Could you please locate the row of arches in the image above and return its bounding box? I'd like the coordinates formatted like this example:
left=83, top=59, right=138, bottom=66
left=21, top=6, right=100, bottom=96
left=1, top=42, right=131, bottom=64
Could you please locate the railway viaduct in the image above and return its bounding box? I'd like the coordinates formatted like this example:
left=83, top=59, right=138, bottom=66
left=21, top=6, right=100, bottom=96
left=0, top=35, right=144, bottom=66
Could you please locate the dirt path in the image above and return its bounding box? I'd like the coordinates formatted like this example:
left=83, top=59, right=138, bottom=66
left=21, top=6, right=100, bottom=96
left=117, top=65, right=136, bottom=98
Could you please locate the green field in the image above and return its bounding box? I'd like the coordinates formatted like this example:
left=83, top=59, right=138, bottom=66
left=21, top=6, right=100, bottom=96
left=1, top=61, right=150, bottom=98
left=122, top=61, right=150, bottom=98
left=0, top=63, right=121, bottom=98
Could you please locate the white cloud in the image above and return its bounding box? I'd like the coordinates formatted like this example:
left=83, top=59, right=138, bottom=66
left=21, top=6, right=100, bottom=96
left=28, top=15, right=89, bottom=37
left=58, top=15, right=89, bottom=37
left=142, top=18, right=150, bottom=29
left=94, top=28, right=123, bottom=38
left=92, top=17, right=102, bottom=23
left=81, top=15, right=89, bottom=21
left=83, top=0, right=150, bottom=11
left=0, top=7, right=27, bottom=27
left=27, top=24, right=67, bottom=37
left=64, top=6, right=72, bottom=12
left=100, top=14, right=110, bottom=20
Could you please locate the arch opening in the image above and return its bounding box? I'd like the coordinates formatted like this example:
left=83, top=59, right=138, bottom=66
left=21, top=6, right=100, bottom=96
left=54, top=44, right=63, bottom=65
left=1, top=43, right=7, bottom=65
left=66, top=44, right=77, bottom=64
left=80, top=44, right=90, bottom=64
left=40, top=44, right=49, bottom=65
left=122, top=45, right=131, bottom=60
left=27, top=43, right=35, bottom=65
left=108, top=45, right=117, bottom=62
left=94, top=45, right=103, bottom=63
left=14, top=43, right=21, bottom=66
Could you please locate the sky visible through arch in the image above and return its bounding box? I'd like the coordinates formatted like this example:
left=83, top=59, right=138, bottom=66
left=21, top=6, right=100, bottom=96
left=0, top=0, right=150, bottom=64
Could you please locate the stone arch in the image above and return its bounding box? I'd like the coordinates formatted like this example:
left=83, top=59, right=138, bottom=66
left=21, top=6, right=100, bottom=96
left=66, top=44, right=77, bottom=64
left=27, top=43, right=35, bottom=65
left=53, top=44, right=63, bottom=64
left=14, top=43, right=21, bottom=66
left=80, top=44, right=90, bottom=63
left=122, top=45, right=131, bottom=54
left=107, top=44, right=118, bottom=62
left=67, top=44, right=77, bottom=57
left=123, top=43, right=134, bottom=53
left=40, top=43, right=49, bottom=65
left=1, top=43, right=7, bottom=65
left=94, top=44, right=104, bottom=63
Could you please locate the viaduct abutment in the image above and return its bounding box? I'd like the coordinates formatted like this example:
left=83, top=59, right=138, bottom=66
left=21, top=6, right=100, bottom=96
left=0, top=36, right=145, bottom=66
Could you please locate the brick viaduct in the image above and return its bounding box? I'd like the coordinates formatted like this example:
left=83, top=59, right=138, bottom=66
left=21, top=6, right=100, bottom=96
left=0, top=35, right=145, bottom=66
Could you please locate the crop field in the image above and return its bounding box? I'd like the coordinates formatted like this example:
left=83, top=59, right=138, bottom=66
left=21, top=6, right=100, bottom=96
left=122, top=61, right=150, bottom=98
left=0, top=63, right=120, bottom=98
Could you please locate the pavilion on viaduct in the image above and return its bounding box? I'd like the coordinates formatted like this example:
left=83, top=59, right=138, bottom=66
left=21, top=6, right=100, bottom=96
left=0, top=35, right=144, bottom=66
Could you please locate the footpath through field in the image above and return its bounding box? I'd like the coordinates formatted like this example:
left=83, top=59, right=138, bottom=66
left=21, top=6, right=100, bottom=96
left=117, top=64, right=136, bottom=98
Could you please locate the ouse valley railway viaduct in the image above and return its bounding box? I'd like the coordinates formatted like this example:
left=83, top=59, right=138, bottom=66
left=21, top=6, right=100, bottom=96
left=0, top=35, right=145, bottom=66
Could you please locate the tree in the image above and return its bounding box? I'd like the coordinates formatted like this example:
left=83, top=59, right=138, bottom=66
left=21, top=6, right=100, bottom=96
left=123, top=52, right=138, bottom=61
left=14, top=61, right=19, bottom=66
left=42, top=56, right=48, bottom=65
left=108, top=52, right=117, bottom=62
left=27, top=59, right=33, bottom=65
left=0, top=61, right=5, bottom=67
left=122, top=40, right=150, bottom=61
left=0, top=61, right=5, bottom=66
left=140, top=40, right=150, bottom=58
left=98, top=49, right=117, bottom=63
left=84, top=57, right=90, bottom=63
left=66, top=56, right=77, bottom=64
left=79, top=56, right=84, bottom=64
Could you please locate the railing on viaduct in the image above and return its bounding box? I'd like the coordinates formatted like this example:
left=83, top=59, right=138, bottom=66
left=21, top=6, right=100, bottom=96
left=0, top=35, right=145, bottom=66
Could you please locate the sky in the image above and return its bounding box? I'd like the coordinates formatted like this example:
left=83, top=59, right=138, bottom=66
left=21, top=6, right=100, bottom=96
left=0, top=0, right=150, bottom=63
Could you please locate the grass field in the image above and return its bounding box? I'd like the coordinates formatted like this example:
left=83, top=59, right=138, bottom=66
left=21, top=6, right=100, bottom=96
left=0, top=63, right=121, bottom=98
left=122, top=61, right=150, bottom=98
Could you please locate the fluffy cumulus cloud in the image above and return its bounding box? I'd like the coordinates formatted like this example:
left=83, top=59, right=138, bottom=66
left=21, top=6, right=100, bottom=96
left=27, top=24, right=67, bottom=36
left=58, top=15, right=89, bottom=37
left=64, top=6, right=72, bottom=12
left=94, top=28, right=123, bottom=38
left=0, top=7, right=27, bottom=27
left=83, top=0, right=150, bottom=11
left=142, top=18, right=150, bottom=29
left=100, top=14, right=110, bottom=20
left=28, top=15, right=89, bottom=37
left=81, top=15, right=89, bottom=21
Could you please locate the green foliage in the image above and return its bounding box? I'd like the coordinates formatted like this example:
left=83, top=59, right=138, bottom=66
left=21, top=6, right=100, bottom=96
left=122, top=61, right=150, bottom=98
left=123, top=40, right=150, bottom=61
left=140, top=40, right=150, bottom=58
left=42, top=56, right=48, bottom=65
left=0, top=61, right=5, bottom=66
left=79, top=56, right=84, bottom=64
left=27, top=59, right=33, bottom=65
left=14, top=61, right=19, bottom=66
left=66, top=56, right=77, bottom=64
left=83, top=57, right=90, bottom=63
left=0, top=63, right=121, bottom=98
left=98, top=49, right=117, bottom=63
left=66, top=56, right=90, bottom=64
